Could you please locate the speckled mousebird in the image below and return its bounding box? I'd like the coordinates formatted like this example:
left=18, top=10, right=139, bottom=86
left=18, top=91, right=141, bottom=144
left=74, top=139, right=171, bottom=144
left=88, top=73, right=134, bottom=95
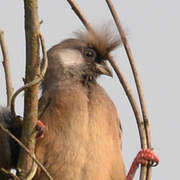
left=33, top=26, right=159, bottom=180
left=0, top=25, right=159, bottom=180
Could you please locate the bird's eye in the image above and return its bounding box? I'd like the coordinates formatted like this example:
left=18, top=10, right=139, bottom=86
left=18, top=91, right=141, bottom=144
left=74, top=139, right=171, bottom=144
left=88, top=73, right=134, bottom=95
left=83, top=48, right=96, bottom=59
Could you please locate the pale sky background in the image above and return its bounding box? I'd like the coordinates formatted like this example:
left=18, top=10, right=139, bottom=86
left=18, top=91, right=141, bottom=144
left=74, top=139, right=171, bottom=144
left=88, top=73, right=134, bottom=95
left=0, top=0, right=179, bottom=179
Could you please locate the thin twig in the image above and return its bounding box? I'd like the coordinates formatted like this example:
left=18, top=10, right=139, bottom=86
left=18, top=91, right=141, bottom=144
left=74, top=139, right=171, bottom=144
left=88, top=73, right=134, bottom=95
left=105, top=0, right=151, bottom=147
left=66, top=0, right=149, bottom=179
left=0, top=122, right=53, bottom=180
left=105, top=0, right=152, bottom=179
left=66, top=0, right=147, bottom=151
left=67, top=0, right=92, bottom=32
left=0, top=30, right=14, bottom=107
left=11, top=77, right=42, bottom=119
left=39, top=33, right=48, bottom=77
left=108, top=55, right=147, bottom=147
left=66, top=1, right=145, bottom=143
left=1, top=168, right=21, bottom=180
left=10, top=33, right=48, bottom=120
left=9, top=33, right=50, bottom=179
left=25, top=155, right=38, bottom=180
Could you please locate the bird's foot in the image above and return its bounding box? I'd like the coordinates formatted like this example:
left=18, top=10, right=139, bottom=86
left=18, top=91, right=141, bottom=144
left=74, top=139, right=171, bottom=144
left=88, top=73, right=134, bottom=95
left=133, top=148, right=159, bottom=166
left=35, top=120, right=46, bottom=139
left=126, top=149, right=159, bottom=180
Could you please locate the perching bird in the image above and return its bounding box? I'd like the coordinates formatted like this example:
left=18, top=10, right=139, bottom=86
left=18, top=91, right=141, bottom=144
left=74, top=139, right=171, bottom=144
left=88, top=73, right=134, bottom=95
left=34, top=27, right=126, bottom=180
left=33, top=27, right=159, bottom=180
left=0, top=26, right=159, bottom=180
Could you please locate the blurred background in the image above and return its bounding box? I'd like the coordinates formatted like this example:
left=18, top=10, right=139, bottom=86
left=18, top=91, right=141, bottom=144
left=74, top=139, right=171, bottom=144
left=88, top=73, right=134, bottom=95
left=0, top=0, right=179, bottom=179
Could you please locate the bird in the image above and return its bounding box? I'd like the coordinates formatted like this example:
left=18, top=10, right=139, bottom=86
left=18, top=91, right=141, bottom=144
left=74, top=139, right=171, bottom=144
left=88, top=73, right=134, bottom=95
left=0, top=25, right=159, bottom=180
left=33, top=27, right=126, bottom=180
left=33, top=26, right=159, bottom=180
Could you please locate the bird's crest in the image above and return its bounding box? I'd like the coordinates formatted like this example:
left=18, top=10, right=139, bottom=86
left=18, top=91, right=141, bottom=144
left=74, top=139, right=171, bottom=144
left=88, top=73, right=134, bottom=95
left=74, top=23, right=121, bottom=59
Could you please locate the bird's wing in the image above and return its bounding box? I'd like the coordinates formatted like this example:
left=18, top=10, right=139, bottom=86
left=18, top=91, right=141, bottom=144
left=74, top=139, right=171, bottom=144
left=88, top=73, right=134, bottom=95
left=116, top=116, right=123, bottom=149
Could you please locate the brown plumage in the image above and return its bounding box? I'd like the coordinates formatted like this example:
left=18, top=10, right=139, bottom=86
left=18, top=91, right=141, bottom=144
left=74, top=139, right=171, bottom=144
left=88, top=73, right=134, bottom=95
left=33, top=26, right=126, bottom=180
left=0, top=106, right=22, bottom=180
left=0, top=26, right=159, bottom=180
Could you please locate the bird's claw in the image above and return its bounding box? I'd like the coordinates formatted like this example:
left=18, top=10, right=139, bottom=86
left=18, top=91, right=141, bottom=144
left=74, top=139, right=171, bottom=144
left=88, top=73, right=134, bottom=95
left=134, top=149, right=159, bottom=167
left=126, top=149, right=159, bottom=180
left=35, top=120, right=46, bottom=139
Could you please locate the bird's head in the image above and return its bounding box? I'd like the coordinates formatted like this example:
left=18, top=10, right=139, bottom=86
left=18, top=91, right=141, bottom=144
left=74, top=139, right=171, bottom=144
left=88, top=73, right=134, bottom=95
left=42, top=25, right=121, bottom=90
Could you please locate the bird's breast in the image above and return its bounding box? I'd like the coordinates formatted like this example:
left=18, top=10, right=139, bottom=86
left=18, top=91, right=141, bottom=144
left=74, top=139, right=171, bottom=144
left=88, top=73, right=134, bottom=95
left=36, top=83, right=125, bottom=179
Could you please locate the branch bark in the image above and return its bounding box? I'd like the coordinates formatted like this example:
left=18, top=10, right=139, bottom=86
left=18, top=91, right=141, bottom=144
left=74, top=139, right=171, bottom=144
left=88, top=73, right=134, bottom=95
left=67, top=1, right=153, bottom=180
left=0, top=30, right=14, bottom=107
left=105, top=1, right=152, bottom=179
left=66, top=0, right=147, bottom=149
left=107, top=55, right=147, bottom=148
left=17, top=0, right=41, bottom=179
left=11, top=33, right=48, bottom=121
left=67, top=0, right=92, bottom=32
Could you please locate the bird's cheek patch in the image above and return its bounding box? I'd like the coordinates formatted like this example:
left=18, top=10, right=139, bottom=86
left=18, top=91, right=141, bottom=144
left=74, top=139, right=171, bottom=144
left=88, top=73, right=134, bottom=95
left=58, top=49, right=84, bottom=67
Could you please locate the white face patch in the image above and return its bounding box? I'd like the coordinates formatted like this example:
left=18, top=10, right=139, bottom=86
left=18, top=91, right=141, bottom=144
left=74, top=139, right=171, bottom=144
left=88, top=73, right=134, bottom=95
left=57, top=49, right=84, bottom=67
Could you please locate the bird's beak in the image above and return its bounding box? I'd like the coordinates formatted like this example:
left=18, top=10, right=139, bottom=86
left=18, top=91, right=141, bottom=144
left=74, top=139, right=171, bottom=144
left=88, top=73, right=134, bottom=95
left=95, top=63, right=113, bottom=77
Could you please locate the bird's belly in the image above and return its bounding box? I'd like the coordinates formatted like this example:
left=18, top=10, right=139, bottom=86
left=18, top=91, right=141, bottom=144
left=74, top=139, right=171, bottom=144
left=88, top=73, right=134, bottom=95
left=35, top=122, right=126, bottom=180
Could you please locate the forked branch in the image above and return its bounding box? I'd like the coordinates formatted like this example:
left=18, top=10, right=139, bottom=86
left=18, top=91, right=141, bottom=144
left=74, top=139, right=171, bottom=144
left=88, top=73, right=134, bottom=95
left=10, top=32, right=50, bottom=179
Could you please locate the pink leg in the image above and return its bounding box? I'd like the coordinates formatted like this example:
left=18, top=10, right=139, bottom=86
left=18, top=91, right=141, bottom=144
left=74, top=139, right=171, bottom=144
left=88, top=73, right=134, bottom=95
left=35, top=120, right=46, bottom=139
left=126, top=149, right=159, bottom=180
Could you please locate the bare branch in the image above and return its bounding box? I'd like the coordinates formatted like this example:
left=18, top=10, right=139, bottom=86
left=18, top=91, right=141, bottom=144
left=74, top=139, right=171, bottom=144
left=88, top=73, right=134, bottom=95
left=11, top=76, right=43, bottom=120
left=39, top=33, right=48, bottom=77
left=105, top=0, right=150, bottom=146
left=66, top=1, right=155, bottom=179
left=67, top=0, right=93, bottom=32
left=0, top=30, right=14, bottom=107
left=11, top=33, right=48, bottom=120
left=108, top=55, right=147, bottom=147
left=66, top=0, right=147, bottom=152
left=105, top=0, right=152, bottom=179
left=0, top=122, right=53, bottom=180
left=9, top=32, right=49, bottom=179
left=17, top=0, right=43, bottom=179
